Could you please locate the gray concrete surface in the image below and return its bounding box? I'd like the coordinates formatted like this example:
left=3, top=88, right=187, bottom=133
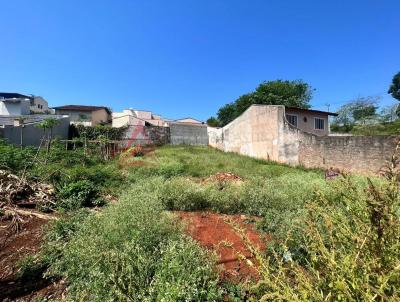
left=170, top=122, right=208, bottom=145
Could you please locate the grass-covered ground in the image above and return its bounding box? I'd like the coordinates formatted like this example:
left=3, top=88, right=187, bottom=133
left=3, top=144, right=399, bottom=301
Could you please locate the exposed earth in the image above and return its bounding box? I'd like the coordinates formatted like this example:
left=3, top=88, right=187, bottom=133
left=177, top=211, right=266, bottom=282
left=0, top=211, right=64, bottom=302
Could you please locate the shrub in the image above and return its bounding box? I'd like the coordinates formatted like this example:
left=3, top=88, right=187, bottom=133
left=0, top=140, right=36, bottom=172
left=57, top=180, right=102, bottom=209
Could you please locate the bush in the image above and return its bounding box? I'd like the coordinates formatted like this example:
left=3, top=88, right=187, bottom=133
left=57, top=180, right=102, bottom=210
left=0, top=140, right=36, bottom=172
left=48, top=180, right=222, bottom=301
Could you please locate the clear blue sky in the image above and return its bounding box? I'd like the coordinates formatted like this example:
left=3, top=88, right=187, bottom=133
left=1, top=0, right=399, bottom=120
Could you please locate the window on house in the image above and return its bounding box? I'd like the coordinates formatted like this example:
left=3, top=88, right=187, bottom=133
left=315, top=118, right=325, bottom=130
left=286, top=114, right=298, bottom=127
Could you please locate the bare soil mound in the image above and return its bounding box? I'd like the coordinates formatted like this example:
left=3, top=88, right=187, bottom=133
left=177, top=211, right=266, bottom=282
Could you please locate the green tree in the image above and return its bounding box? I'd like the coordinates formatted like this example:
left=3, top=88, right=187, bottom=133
left=352, top=98, right=378, bottom=125
left=215, top=80, right=313, bottom=126
left=217, top=103, right=237, bottom=126
left=206, top=117, right=221, bottom=127
left=388, top=72, right=400, bottom=101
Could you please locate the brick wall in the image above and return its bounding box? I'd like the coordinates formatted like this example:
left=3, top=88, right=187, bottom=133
left=298, top=134, right=399, bottom=174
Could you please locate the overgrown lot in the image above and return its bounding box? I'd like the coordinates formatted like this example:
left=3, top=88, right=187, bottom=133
left=1, top=143, right=399, bottom=301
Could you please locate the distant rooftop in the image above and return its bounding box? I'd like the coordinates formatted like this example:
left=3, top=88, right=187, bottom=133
left=53, top=105, right=111, bottom=114
left=0, top=92, right=33, bottom=100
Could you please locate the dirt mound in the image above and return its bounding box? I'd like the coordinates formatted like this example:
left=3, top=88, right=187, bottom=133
left=177, top=211, right=266, bottom=282
left=203, top=172, right=243, bottom=184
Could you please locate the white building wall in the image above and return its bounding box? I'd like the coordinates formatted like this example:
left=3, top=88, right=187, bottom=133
left=0, top=100, right=30, bottom=115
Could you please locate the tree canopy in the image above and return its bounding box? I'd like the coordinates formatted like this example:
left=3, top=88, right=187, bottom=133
left=332, top=96, right=379, bottom=128
left=388, top=72, right=400, bottom=101
left=208, top=80, right=313, bottom=127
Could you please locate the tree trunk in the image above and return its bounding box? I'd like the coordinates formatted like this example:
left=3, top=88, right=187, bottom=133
left=20, top=126, right=23, bottom=150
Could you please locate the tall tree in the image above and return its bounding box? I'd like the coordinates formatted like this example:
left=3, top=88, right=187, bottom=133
left=388, top=72, right=400, bottom=101
left=215, top=80, right=313, bottom=126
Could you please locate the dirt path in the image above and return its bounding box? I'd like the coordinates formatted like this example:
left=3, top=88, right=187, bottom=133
left=0, top=212, right=62, bottom=301
left=177, top=211, right=266, bottom=282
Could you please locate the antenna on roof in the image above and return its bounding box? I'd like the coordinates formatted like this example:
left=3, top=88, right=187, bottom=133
left=325, top=103, right=330, bottom=112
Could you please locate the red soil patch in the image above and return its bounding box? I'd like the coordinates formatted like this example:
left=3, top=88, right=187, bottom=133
left=0, top=212, right=64, bottom=301
left=177, top=211, right=266, bottom=282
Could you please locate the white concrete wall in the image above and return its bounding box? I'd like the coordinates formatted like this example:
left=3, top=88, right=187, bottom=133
left=207, top=105, right=303, bottom=164
left=0, top=100, right=30, bottom=115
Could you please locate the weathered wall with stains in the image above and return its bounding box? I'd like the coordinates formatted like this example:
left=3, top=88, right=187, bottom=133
left=208, top=105, right=284, bottom=161
left=122, top=125, right=170, bottom=146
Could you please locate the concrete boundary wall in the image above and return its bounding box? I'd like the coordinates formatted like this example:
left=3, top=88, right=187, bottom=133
left=120, top=123, right=208, bottom=146
left=298, top=134, right=399, bottom=174
left=170, top=122, right=208, bottom=145
left=0, top=116, right=70, bottom=147
left=208, top=105, right=399, bottom=174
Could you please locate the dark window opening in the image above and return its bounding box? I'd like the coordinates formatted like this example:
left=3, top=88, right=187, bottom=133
left=286, top=114, right=298, bottom=127
left=315, top=118, right=325, bottom=130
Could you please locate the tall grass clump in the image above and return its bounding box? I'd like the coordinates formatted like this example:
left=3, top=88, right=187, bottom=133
left=49, top=179, right=222, bottom=301
left=240, top=161, right=400, bottom=300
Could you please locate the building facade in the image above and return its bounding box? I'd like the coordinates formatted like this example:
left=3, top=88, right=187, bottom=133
left=53, top=105, right=111, bottom=126
left=284, top=107, right=337, bottom=136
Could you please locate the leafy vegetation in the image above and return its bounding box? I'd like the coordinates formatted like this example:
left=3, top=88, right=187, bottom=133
left=388, top=71, right=400, bottom=102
